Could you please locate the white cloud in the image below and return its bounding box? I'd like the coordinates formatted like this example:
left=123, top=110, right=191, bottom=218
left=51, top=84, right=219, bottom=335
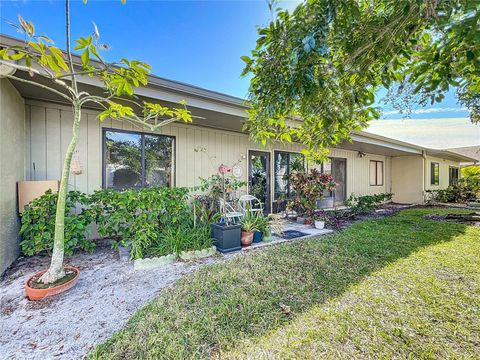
left=382, top=107, right=468, bottom=116
left=366, top=118, right=480, bottom=149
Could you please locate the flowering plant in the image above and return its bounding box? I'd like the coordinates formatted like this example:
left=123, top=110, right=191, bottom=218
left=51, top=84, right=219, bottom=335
left=286, top=168, right=336, bottom=218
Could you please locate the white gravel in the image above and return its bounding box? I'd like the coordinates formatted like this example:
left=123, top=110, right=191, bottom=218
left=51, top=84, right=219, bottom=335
left=0, top=246, right=228, bottom=360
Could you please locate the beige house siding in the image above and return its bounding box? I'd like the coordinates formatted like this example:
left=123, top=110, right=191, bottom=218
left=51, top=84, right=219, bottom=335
left=391, top=155, right=424, bottom=204
left=424, top=155, right=460, bottom=191
left=0, top=79, right=25, bottom=274
left=24, top=100, right=391, bottom=206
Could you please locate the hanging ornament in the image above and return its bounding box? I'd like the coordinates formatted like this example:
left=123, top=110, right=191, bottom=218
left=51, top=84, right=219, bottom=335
left=70, top=150, right=83, bottom=175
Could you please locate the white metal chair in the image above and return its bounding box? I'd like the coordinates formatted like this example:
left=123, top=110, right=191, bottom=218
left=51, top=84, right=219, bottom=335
left=238, top=194, right=264, bottom=215
left=219, top=198, right=244, bottom=224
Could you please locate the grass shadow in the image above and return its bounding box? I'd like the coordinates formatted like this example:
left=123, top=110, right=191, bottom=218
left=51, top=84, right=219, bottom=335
left=90, top=207, right=474, bottom=359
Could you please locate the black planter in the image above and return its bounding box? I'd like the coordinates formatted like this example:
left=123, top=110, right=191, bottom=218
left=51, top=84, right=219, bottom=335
left=212, top=223, right=241, bottom=253
left=253, top=230, right=263, bottom=243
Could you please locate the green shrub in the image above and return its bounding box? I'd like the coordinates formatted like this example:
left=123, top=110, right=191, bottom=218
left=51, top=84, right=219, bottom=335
left=88, top=187, right=192, bottom=259
left=19, top=190, right=95, bottom=256
left=427, top=179, right=479, bottom=203
left=345, top=193, right=393, bottom=214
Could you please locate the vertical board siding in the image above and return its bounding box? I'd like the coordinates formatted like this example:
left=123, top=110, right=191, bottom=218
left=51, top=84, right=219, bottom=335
left=30, top=105, right=46, bottom=181
left=25, top=100, right=394, bottom=199
left=45, top=108, right=61, bottom=181
left=87, top=113, right=101, bottom=193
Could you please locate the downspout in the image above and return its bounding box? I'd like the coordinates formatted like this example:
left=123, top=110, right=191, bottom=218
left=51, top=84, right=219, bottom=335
left=422, top=150, right=427, bottom=203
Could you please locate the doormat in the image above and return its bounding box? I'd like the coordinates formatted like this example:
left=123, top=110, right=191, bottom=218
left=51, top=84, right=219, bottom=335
left=279, top=230, right=308, bottom=240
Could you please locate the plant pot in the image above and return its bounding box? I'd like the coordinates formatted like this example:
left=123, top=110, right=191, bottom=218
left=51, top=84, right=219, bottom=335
left=212, top=223, right=241, bottom=253
left=24, top=266, right=80, bottom=301
left=240, top=230, right=254, bottom=247
left=317, top=197, right=334, bottom=209
left=304, top=218, right=313, bottom=225
left=314, top=220, right=325, bottom=229
left=296, top=216, right=306, bottom=224
left=253, top=230, right=263, bottom=243
left=263, top=228, right=273, bottom=242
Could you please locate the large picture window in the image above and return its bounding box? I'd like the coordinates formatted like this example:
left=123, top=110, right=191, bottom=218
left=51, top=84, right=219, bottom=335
left=274, top=151, right=305, bottom=199
left=103, top=129, right=174, bottom=189
left=430, top=162, right=440, bottom=185
left=369, top=160, right=384, bottom=186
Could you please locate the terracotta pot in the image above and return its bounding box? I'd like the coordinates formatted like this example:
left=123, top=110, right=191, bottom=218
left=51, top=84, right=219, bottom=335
left=240, top=230, right=254, bottom=247
left=25, top=266, right=80, bottom=301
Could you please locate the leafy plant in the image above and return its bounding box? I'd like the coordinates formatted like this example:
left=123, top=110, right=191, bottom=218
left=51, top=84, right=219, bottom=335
left=253, top=212, right=269, bottom=234
left=197, top=174, right=246, bottom=213
left=345, top=193, right=393, bottom=214
left=240, top=206, right=256, bottom=233
left=242, top=1, right=479, bottom=159
left=20, top=190, right=95, bottom=256
left=88, top=187, right=191, bottom=260
left=286, top=169, right=336, bottom=218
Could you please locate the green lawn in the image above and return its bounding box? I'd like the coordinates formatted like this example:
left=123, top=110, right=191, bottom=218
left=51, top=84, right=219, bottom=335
left=91, top=208, right=480, bottom=359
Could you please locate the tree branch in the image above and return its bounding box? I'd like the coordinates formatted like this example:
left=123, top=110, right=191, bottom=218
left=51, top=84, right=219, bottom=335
left=65, top=0, right=78, bottom=96
left=6, top=74, right=73, bottom=102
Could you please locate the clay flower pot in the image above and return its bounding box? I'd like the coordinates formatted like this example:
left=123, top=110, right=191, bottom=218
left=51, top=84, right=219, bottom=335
left=25, top=266, right=80, bottom=301
left=240, top=230, right=254, bottom=247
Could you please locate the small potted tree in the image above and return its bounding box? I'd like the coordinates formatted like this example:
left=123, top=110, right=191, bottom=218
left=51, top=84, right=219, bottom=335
left=2, top=1, right=193, bottom=299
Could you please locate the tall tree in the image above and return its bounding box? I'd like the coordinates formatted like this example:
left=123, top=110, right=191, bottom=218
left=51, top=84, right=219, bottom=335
left=242, top=0, right=479, bottom=159
left=0, top=0, right=193, bottom=283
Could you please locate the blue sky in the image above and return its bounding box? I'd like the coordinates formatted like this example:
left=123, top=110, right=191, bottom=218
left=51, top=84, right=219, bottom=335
left=1, top=0, right=301, bottom=100
left=1, top=0, right=477, bottom=147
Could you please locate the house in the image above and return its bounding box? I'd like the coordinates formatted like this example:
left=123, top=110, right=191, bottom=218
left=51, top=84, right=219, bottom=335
left=448, top=146, right=480, bottom=167
left=0, top=34, right=475, bottom=274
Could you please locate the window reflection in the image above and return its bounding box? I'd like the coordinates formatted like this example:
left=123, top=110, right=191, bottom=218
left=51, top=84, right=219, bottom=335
left=104, top=130, right=174, bottom=189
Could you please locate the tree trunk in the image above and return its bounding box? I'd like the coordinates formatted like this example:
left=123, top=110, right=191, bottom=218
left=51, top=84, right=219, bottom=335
left=39, top=103, right=81, bottom=284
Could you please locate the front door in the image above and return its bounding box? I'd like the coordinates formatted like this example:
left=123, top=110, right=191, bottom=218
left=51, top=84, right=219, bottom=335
left=248, top=151, right=271, bottom=213
left=332, top=158, right=347, bottom=205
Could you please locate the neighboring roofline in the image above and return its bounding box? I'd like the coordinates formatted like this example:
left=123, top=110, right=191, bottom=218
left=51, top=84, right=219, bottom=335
left=448, top=145, right=480, bottom=150
left=1, top=33, right=476, bottom=162
left=358, top=131, right=478, bottom=163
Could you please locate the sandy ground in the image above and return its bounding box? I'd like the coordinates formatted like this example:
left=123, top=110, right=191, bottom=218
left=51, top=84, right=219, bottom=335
left=0, top=244, right=228, bottom=360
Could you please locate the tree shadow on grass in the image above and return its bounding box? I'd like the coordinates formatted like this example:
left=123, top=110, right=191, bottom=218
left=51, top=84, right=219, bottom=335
left=90, top=208, right=472, bottom=359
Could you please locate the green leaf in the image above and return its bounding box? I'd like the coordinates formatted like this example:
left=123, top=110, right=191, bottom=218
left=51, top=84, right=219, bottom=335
left=81, top=49, right=90, bottom=67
